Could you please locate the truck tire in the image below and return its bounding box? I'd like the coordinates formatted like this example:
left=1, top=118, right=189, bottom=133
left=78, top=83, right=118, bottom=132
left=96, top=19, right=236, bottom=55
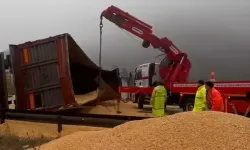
left=134, top=94, right=139, bottom=103
left=183, top=98, right=194, bottom=112
left=138, top=95, right=145, bottom=109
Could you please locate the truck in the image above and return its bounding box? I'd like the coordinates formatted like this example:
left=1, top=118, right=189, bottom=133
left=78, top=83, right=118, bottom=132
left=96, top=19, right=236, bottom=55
left=100, top=5, right=250, bottom=115
left=2, top=34, right=120, bottom=111
left=134, top=63, right=161, bottom=88
left=133, top=63, right=161, bottom=108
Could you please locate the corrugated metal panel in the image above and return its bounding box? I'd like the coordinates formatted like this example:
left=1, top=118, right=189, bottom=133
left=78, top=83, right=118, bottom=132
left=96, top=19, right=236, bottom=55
left=6, top=70, right=14, bottom=95
left=24, top=63, right=59, bottom=90
left=21, top=41, right=64, bottom=109
left=10, top=34, right=75, bottom=110
left=9, top=33, right=120, bottom=111
left=38, top=88, right=64, bottom=108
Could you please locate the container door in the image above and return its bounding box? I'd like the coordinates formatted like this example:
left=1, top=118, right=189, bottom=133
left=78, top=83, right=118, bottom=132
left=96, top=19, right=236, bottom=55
left=10, top=38, right=69, bottom=110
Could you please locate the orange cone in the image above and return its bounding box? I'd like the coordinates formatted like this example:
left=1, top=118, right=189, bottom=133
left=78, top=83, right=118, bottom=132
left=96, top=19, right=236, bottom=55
left=210, top=69, right=216, bottom=82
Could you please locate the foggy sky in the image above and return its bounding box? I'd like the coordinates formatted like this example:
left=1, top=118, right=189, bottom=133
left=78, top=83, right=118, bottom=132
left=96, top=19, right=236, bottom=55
left=0, top=0, right=250, bottom=81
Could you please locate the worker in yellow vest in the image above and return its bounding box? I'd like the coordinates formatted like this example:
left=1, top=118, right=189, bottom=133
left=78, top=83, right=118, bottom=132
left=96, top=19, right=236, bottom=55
left=193, top=80, right=207, bottom=112
left=150, top=81, right=167, bottom=117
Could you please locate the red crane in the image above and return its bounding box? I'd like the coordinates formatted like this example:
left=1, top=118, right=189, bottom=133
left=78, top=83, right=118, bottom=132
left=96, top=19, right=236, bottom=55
left=100, top=6, right=250, bottom=115
left=100, top=5, right=191, bottom=88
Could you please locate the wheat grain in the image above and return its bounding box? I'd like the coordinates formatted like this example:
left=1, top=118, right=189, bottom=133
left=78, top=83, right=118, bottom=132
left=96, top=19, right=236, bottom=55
left=40, top=112, right=250, bottom=150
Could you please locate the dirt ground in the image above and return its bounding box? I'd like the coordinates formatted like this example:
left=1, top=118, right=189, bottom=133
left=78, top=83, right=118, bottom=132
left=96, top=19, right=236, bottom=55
left=81, top=100, right=182, bottom=117
left=0, top=120, right=107, bottom=150
left=81, top=101, right=152, bottom=117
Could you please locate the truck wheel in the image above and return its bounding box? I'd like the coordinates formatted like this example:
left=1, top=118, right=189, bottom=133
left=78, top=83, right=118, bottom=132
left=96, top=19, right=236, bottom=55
left=134, top=94, right=139, bottom=103
left=138, top=95, right=145, bottom=109
left=183, top=98, right=194, bottom=112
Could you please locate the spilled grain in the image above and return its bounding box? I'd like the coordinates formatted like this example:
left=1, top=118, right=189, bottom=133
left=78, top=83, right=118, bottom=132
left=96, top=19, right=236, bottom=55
left=40, top=112, right=250, bottom=150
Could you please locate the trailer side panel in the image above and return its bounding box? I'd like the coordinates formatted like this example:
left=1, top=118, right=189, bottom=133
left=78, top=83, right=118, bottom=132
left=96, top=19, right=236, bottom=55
left=10, top=34, right=75, bottom=110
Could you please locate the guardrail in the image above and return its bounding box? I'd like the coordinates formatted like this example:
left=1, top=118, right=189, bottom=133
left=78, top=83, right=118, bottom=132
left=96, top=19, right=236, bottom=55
left=1, top=109, right=150, bottom=134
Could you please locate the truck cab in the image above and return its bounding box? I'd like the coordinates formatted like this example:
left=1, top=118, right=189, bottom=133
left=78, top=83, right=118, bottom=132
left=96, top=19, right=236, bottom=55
left=134, top=63, right=161, bottom=88
left=134, top=63, right=162, bottom=108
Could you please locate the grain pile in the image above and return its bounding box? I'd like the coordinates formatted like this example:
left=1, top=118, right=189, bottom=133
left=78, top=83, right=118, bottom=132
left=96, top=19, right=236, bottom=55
left=75, top=91, right=98, bottom=105
left=40, top=112, right=250, bottom=150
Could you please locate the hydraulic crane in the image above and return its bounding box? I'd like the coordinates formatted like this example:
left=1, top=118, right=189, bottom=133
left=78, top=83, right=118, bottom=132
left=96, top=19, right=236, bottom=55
left=100, top=5, right=191, bottom=88
left=100, top=6, right=250, bottom=114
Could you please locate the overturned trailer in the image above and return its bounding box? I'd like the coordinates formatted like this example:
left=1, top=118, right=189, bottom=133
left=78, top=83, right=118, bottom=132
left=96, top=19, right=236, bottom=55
left=8, top=33, right=120, bottom=111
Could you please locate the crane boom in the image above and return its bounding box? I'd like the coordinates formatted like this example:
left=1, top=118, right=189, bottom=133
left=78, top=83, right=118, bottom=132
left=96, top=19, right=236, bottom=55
left=101, top=5, right=191, bottom=88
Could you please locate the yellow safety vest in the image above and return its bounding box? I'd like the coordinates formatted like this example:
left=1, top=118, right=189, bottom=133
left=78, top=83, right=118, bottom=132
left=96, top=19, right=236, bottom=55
left=193, top=85, right=207, bottom=112
left=150, top=85, right=167, bottom=117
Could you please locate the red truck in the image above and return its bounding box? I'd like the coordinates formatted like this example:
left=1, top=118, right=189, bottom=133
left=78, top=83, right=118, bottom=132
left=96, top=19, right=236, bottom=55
left=100, top=5, right=250, bottom=115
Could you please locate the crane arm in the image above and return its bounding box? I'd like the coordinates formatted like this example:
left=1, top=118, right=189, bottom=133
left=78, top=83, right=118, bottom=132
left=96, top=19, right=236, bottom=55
left=100, top=5, right=191, bottom=87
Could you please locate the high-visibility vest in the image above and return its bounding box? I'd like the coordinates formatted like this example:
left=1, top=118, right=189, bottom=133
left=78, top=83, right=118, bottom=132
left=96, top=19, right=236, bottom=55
left=207, top=88, right=224, bottom=112
left=150, top=85, right=167, bottom=117
left=193, top=85, right=207, bottom=112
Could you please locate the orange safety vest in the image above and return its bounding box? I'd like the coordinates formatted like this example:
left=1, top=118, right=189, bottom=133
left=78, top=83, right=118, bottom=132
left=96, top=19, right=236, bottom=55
left=206, top=88, right=224, bottom=112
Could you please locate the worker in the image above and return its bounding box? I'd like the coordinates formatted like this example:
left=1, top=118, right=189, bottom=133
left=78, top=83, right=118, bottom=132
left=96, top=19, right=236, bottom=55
left=193, top=80, right=207, bottom=112
left=205, top=81, right=225, bottom=112
left=150, top=81, right=167, bottom=117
